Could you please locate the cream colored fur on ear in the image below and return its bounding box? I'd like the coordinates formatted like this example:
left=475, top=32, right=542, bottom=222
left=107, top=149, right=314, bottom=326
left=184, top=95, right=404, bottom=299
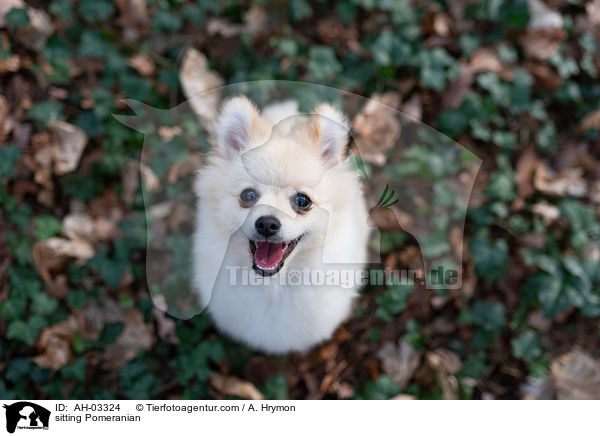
left=310, top=103, right=350, bottom=164
left=213, top=96, right=268, bottom=156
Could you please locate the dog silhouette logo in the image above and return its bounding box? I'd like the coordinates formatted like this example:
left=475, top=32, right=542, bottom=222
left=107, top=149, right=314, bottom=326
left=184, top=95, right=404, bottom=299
left=3, top=402, right=50, bottom=433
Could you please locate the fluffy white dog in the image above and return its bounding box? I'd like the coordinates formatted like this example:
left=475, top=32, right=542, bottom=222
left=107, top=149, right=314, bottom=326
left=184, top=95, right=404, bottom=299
left=192, top=96, right=369, bottom=354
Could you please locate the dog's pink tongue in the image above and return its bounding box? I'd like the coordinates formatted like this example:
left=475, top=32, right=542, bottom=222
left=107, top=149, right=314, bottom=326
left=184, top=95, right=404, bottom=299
left=254, top=242, right=285, bottom=269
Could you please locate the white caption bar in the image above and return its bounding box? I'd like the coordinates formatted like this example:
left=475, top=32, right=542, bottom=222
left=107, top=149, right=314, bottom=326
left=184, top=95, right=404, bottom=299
left=0, top=400, right=596, bottom=436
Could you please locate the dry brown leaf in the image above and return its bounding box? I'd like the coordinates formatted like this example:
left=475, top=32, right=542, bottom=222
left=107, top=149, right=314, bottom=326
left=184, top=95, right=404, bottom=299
left=209, top=373, right=265, bottom=400
left=391, top=393, right=417, bottom=400
left=0, top=95, right=10, bottom=143
left=579, top=108, right=600, bottom=132
left=525, top=62, right=563, bottom=90
left=37, top=237, right=94, bottom=264
left=25, top=131, right=53, bottom=190
left=148, top=200, right=174, bottom=221
left=0, top=35, right=20, bottom=74
left=513, top=145, right=540, bottom=210
left=113, top=0, right=149, bottom=42
left=422, top=4, right=452, bottom=38
left=377, top=340, right=421, bottom=389
left=244, top=5, right=267, bottom=38
left=179, top=48, right=224, bottom=126
left=122, top=159, right=139, bottom=204
left=529, top=0, right=563, bottom=30
left=32, top=250, right=68, bottom=299
left=157, top=125, right=182, bottom=142
left=93, top=217, right=119, bottom=241
left=129, top=53, right=155, bottom=77
left=140, top=163, right=159, bottom=191
left=534, top=164, right=587, bottom=197
left=521, top=376, right=555, bottom=400
left=319, top=360, right=348, bottom=396
left=50, top=121, right=88, bottom=175
left=433, top=12, right=452, bottom=37
left=469, top=48, right=502, bottom=74
left=368, top=206, right=414, bottom=231
left=166, top=203, right=195, bottom=232
left=207, top=17, right=241, bottom=37
left=531, top=201, right=560, bottom=225
left=591, top=181, right=600, bottom=206
left=14, top=7, right=53, bottom=52
left=33, top=317, right=77, bottom=371
left=550, top=348, right=600, bottom=399
left=426, top=348, right=462, bottom=400
left=101, top=308, right=155, bottom=370
left=116, top=0, right=149, bottom=26
left=73, top=296, right=123, bottom=341
left=69, top=297, right=156, bottom=370
left=316, top=17, right=359, bottom=47
left=519, top=1, right=565, bottom=60
left=520, top=28, right=566, bottom=60
left=587, top=0, right=600, bottom=26
left=426, top=348, right=462, bottom=374
left=0, top=54, right=20, bottom=74
left=33, top=236, right=92, bottom=297
left=174, top=152, right=203, bottom=180
left=152, top=295, right=179, bottom=345
left=526, top=309, right=552, bottom=332
left=63, top=213, right=95, bottom=243
left=352, top=93, right=401, bottom=166
left=442, top=64, right=474, bottom=110
left=402, top=93, right=422, bottom=121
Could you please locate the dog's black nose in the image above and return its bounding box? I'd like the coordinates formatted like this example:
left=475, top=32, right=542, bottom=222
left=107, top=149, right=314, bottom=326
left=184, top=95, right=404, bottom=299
left=255, top=216, right=281, bottom=237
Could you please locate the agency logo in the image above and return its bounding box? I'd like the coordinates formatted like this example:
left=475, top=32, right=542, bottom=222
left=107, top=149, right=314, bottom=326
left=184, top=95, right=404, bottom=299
left=2, top=402, right=50, bottom=434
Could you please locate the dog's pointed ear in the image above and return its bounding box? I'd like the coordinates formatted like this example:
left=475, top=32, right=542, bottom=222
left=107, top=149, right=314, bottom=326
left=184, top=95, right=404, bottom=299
left=309, top=103, right=350, bottom=165
left=214, top=96, right=265, bottom=157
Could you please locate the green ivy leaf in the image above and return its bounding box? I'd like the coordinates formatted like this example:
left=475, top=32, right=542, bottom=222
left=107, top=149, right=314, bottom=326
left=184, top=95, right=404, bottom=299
left=308, top=47, right=342, bottom=80
left=49, top=0, right=73, bottom=19
left=289, top=0, right=313, bottom=22
left=34, top=215, right=63, bottom=240
left=470, top=230, right=509, bottom=282
left=60, top=357, right=87, bottom=382
left=28, top=101, right=64, bottom=123
left=376, top=285, right=414, bottom=321
left=511, top=330, right=543, bottom=362
left=154, top=9, right=183, bottom=32
left=32, top=292, right=59, bottom=316
left=261, top=373, right=289, bottom=400
left=473, top=301, right=506, bottom=334
left=78, top=0, right=115, bottom=22
left=0, top=145, right=21, bottom=180
left=0, top=296, right=27, bottom=321
left=536, top=122, right=557, bottom=151
left=5, top=8, right=30, bottom=27
left=355, top=375, right=400, bottom=400
left=7, top=315, right=46, bottom=345
left=419, top=48, right=459, bottom=92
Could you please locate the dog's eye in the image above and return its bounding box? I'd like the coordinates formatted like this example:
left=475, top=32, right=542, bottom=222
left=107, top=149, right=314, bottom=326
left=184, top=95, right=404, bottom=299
left=239, top=188, right=259, bottom=207
left=292, top=193, right=312, bottom=211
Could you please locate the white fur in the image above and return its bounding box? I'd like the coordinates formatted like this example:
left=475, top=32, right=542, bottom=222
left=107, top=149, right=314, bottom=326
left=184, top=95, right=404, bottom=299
left=193, top=96, right=369, bottom=354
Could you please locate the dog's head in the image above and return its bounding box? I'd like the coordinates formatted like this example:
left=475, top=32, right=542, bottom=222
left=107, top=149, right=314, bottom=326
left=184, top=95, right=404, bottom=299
left=196, top=96, right=363, bottom=276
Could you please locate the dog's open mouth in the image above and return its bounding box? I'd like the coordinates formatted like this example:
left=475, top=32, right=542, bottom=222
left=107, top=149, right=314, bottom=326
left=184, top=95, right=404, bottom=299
left=249, top=235, right=303, bottom=276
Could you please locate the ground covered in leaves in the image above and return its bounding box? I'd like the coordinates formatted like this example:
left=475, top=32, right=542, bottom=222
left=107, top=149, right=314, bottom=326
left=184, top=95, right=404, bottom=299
left=1, top=0, right=600, bottom=400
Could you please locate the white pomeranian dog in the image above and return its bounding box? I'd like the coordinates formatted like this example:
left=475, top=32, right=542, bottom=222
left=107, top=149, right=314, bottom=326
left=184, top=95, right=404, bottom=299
left=192, top=96, right=369, bottom=354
